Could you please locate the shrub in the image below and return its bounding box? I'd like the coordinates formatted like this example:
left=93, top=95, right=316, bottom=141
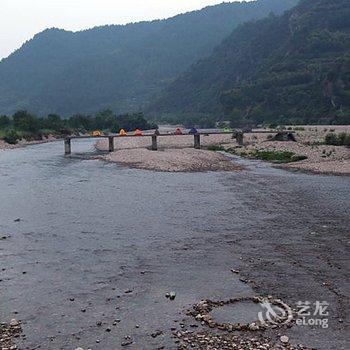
left=252, top=150, right=307, bottom=163
left=3, top=130, right=20, bottom=144
left=206, top=145, right=226, bottom=152
left=325, top=133, right=350, bottom=146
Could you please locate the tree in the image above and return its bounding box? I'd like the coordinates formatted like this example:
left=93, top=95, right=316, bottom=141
left=0, top=115, right=10, bottom=129
left=12, top=111, right=39, bottom=133
left=42, top=114, right=64, bottom=132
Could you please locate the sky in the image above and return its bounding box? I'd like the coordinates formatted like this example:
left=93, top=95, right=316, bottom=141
left=0, top=0, right=236, bottom=60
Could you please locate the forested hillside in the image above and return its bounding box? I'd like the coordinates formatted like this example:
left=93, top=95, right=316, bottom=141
left=150, top=0, right=350, bottom=125
left=0, top=0, right=297, bottom=117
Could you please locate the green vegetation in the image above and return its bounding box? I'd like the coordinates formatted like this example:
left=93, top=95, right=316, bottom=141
left=293, top=127, right=306, bottom=131
left=251, top=150, right=308, bottom=163
left=206, top=145, right=226, bottom=152
left=325, top=133, right=350, bottom=146
left=0, top=0, right=297, bottom=117
left=0, top=110, right=156, bottom=144
left=207, top=147, right=307, bottom=163
left=2, top=130, right=20, bottom=144
left=150, top=0, right=350, bottom=126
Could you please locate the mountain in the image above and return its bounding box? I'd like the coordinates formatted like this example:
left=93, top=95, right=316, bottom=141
left=150, top=0, right=350, bottom=125
left=0, top=0, right=298, bottom=117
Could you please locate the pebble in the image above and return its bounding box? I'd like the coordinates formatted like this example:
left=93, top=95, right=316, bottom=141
left=280, top=335, right=289, bottom=344
left=151, top=330, right=163, bottom=338
left=121, top=340, right=133, bottom=346
left=9, top=319, right=19, bottom=327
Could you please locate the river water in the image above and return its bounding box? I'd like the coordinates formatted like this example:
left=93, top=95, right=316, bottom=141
left=0, top=140, right=349, bottom=349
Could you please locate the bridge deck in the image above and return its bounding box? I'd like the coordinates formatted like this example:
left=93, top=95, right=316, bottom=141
left=64, top=130, right=291, bottom=154
left=66, top=130, right=277, bottom=140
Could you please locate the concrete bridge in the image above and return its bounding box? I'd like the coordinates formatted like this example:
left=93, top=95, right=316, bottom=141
left=64, top=130, right=279, bottom=155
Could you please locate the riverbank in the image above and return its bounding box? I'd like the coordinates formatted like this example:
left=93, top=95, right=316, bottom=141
left=0, top=135, right=59, bottom=151
left=96, top=126, right=349, bottom=175
left=230, top=125, right=350, bottom=176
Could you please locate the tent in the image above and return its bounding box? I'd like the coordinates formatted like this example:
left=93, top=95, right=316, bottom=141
left=92, top=130, right=102, bottom=137
left=188, top=127, right=198, bottom=134
left=119, top=129, right=127, bottom=136
left=175, top=128, right=183, bottom=135
left=134, top=129, right=143, bottom=136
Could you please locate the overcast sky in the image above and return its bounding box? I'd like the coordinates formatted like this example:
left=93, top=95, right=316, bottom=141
left=0, top=0, right=239, bottom=60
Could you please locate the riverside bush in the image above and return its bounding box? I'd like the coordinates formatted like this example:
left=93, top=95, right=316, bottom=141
left=325, top=133, right=350, bottom=146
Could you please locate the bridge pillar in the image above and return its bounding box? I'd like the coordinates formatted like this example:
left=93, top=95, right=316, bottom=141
left=64, top=138, right=71, bottom=155
left=236, top=132, right=244, bottom=146
left=108, top=136, right=115, bottom=152
left=151, top=135, right=158, bottom=151
left=194, top=134, right=201, bottom=149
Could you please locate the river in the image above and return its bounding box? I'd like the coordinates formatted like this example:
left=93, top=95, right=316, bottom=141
left=0, top=140, right=349, bottom=349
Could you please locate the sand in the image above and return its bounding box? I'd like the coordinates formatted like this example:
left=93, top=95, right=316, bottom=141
left=234, top=125, right=350, bottom=175
left=96, top=133, right=242, bottom=172
left=97, top=126, right=349, bottom=175
left=102, top=148, right=242, bottom=172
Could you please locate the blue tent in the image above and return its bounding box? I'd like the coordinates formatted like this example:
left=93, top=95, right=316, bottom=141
left=188, top=127, right=198, bottom=134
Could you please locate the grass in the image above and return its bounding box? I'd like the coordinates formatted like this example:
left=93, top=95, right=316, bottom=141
left=293, top=127, right=306, bottom=131
left=206, top=145, right=226, bottom=152
left=207, top=145, right=307, bottom=164
left=324, top=132, right=350, bottom=146
left=251, top=150, right=308, bottom=163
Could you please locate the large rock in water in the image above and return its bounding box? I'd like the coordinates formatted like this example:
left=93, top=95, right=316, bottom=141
left=272, top=132, right=296, bottom=142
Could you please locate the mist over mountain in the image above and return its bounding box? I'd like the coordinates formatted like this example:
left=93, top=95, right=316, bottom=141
left=0, top=0, right=298, bottom=116
left=150, top=0, right=350, bottom=125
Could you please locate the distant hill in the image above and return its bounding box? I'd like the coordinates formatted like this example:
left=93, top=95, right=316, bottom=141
left=0, top=0, right=298, bottom=116
left=150, top=0, right=350, bottom=125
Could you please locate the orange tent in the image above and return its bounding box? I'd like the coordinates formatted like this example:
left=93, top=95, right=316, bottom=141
left=119, top=129, right=127, bottom=136
left=175, top=128, right=183, bottom=135
left=134, top=129, right=143, bottom=136
left=92, top=130, right=102, bottom=137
